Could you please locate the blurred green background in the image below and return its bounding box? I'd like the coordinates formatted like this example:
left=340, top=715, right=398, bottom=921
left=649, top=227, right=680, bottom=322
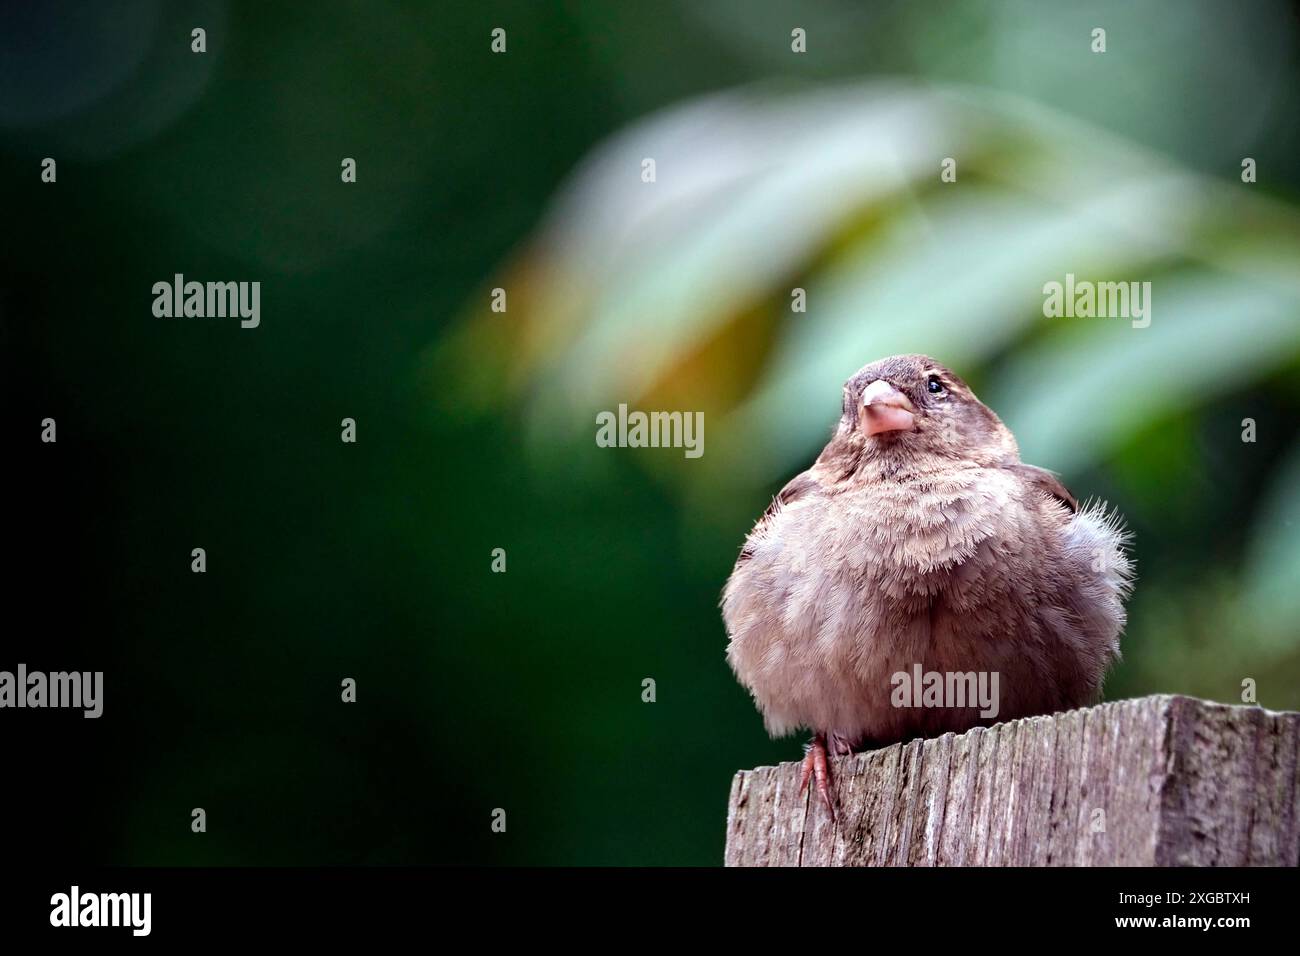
left=2, top=1, right=1298, bottom=865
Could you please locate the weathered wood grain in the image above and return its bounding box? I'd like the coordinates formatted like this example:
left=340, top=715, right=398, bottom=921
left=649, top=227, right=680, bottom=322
left=724, top=695, right=1300, bottom=866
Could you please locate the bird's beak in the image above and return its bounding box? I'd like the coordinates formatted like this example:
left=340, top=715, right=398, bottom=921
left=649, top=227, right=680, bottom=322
left=860, top=380, right=916, bottom=437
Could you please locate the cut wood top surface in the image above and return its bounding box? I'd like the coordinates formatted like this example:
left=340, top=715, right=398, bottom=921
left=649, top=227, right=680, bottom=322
left=724, top=695, right=1300, bottom=867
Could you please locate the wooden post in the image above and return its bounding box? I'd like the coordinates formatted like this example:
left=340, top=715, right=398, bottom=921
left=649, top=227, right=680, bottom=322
left=724, top=694, right=1300, bottom=866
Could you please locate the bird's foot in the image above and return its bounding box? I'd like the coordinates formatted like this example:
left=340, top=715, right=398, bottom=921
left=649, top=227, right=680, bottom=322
left=798, top=733, right=838, bottom=823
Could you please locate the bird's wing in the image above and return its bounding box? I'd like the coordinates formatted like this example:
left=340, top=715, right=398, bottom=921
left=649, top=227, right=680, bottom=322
left=761, top=469, right=822, bottom=521
left=1005, top=462, right=1078, bottom=513
left=736, top=470, right=823, bottom=564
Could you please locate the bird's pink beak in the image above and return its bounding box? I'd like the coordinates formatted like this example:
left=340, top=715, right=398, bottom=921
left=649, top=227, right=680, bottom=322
left=860, top=380, right=916, bottom=437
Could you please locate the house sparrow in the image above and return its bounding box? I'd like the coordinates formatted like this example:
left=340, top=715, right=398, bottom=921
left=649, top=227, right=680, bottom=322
left=722, top=354, right=1133, bottom=818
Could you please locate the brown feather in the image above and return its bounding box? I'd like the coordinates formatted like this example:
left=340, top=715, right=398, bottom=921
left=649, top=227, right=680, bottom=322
left=722, top=354, right=1132, bottom=749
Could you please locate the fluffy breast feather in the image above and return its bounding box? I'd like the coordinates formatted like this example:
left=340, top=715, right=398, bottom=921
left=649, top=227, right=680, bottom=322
left=722, top=467, right=1133, bottom=744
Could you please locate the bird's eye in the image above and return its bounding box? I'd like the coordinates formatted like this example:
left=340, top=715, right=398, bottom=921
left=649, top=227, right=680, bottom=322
left=926, top=375, right=945, bottom=394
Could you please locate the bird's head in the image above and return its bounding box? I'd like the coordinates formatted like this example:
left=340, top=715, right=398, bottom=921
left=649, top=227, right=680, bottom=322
left=836, top=354, right=1017, bottom=469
